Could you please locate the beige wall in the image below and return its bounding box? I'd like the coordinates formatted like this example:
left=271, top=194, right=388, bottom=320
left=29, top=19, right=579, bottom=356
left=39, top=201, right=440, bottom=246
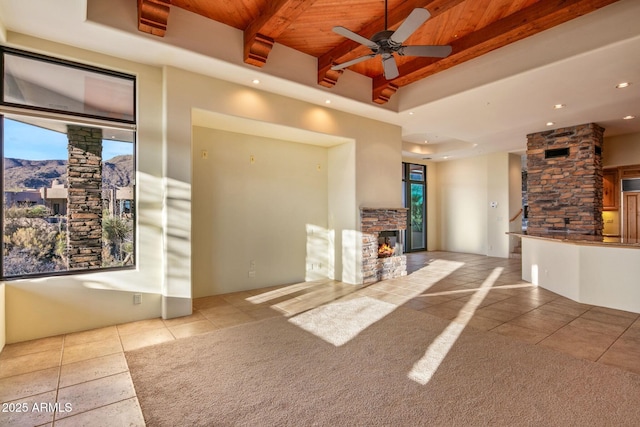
left=437, top=156, right=489, bottom=254
left=603, top=132, right=640, bottom=167
left=1, top=34, right=402, bottom=342
left=329, top=142, right=358, bottom=283
left=2, top=34, right=165, bottom=343
left=164, top=66, right=401, bottom=292
left=0, top=284, right=5, bottom=351
left=435, top=153, right=517, bottom=256
left=192, top=127, right=330, bottom=296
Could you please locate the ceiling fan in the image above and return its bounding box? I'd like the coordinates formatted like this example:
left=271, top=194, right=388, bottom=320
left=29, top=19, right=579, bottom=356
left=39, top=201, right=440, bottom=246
left=331, top=1, right=452, bottom=80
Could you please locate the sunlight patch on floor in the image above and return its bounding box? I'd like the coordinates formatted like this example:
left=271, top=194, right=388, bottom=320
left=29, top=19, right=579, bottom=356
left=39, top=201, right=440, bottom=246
left=407, top=267, right=503, bottom=385
left=252, top=259, right=465, bottom=346
left=288, top=297, right=396, bottom=346
left=245, top=280, right=332, bottom=304
left=418, top=282, right=535, bottom=298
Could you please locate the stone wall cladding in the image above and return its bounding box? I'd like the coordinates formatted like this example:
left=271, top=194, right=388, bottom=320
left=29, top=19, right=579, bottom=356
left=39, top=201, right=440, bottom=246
left=361, top=208, right=408, bottom=284
left=526, top=123, right=604, bottom=239
left=67, top=125, right=103, bottom=269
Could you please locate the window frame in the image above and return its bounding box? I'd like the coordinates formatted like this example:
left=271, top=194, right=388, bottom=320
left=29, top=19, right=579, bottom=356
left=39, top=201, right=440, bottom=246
left=0, top=47, right=137, bottom=281
left=1, top=46, right=136, bottom=125
left=402, top=162, right=427, bottom=253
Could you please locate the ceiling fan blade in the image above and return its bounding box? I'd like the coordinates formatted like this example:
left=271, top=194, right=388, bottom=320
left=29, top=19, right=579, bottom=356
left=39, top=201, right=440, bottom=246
left=382, top=56, right=399, bottom=80
left=389, top=8, right=431, bottom=44
left=331, top=54, right=377, bottom=71
left=332, top=26, right=378, bottom=50
left=398, top=45, right=452, bottom=58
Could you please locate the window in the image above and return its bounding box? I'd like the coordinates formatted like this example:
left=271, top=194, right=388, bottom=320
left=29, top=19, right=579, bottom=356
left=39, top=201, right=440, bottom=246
left=402, top=162, right=426, bottom=252
left=1, top=47, right=136, bottom=279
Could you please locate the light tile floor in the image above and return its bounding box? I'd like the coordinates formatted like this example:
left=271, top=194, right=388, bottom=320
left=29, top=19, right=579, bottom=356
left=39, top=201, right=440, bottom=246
left=1, top=251, right=639, bottom=426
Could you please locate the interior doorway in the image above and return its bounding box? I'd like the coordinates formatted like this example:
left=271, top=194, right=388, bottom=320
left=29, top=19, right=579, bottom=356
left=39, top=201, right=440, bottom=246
left=623, top=192, right=640, bottom=242
left=402, top=163, right=426, bottom=252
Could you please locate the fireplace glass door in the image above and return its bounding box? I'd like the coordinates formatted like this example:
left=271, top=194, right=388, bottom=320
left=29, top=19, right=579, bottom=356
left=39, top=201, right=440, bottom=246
left=402, top=163, right=426, bottom=252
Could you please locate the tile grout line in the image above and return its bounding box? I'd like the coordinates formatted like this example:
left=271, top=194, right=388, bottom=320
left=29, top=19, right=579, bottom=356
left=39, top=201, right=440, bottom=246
left=593, top=314, right=640, bottom=363
left=51, top=334, right=66, bottom=427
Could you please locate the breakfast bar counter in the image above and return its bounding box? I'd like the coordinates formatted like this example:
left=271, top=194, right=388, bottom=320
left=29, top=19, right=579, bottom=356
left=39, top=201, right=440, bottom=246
left=510, top=233, right=640, bottom=314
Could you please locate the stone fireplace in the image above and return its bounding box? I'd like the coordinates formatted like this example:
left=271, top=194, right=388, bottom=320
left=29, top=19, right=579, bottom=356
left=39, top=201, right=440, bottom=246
left=360, top=207, right=408, bottom=284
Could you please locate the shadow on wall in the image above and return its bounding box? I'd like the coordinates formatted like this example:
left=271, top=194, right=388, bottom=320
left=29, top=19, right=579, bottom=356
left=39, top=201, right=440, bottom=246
left=164, top=176, right=192, bottom=298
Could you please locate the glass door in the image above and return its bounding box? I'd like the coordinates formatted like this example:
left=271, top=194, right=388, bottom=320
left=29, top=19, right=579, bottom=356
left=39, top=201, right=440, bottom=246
left=402, top=163, right=426, bottom=252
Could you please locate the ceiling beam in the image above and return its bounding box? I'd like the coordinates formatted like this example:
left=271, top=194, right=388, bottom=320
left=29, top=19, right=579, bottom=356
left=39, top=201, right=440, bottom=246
left=137, top=0, right=171, bottom=37
left=372, top=0, right=621, bottom=103
left=317, top=0, right=465, bottom=88
left=244, top=0, right=320, bottom=67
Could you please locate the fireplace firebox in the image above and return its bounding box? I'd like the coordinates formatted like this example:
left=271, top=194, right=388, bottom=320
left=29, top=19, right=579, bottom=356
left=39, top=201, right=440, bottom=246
left=378, top=230, right=402, bottom=258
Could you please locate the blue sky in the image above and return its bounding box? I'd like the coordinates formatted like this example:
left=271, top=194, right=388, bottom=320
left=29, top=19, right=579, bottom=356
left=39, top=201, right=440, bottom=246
left=3, top=118, right=133, bottom=161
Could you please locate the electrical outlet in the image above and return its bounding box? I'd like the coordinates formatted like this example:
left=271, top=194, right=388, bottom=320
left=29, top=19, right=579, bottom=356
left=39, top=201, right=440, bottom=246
left=248, top=270, right=256, bottom=278
left=250, top=260, right=256, bottom=270
left=133, top=293, right=141, bottom=305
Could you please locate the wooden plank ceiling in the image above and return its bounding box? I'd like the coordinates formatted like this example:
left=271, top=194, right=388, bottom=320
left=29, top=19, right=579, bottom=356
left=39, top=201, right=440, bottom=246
left=137, top=0, right=620, bottom=104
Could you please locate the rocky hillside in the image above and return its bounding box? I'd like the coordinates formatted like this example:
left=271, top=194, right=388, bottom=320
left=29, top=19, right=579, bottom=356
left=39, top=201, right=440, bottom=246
left=4, top=155, right=134, bottom=190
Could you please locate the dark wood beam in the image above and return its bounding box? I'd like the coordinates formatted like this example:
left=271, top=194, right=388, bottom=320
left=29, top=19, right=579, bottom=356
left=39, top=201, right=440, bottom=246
left=318, top=0, right=465, bottom=87
left=372, top=0, right=620, bottom=103
left=137, top=0, right=171, bottom=37
left=244, top=0, right=319, bottom=67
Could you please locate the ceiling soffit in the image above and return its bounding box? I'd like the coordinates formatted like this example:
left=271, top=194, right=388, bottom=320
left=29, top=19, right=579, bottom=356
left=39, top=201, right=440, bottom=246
left=137, top=0, right=621, bottom=104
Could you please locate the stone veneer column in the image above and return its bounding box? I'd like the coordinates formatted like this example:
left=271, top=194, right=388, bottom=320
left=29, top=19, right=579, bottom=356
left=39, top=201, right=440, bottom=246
left=67, top=125, right=103, bottom=269
left=526, top=123, right=604, bottom=239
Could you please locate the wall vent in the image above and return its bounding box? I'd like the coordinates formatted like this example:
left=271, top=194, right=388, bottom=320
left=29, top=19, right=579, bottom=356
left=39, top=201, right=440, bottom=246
left=544, top=147, right=570, bottom=159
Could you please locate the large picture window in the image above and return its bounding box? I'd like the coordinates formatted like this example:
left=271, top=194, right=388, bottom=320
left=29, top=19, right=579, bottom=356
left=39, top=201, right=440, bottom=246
left=1, top=47, right=136, bottom=279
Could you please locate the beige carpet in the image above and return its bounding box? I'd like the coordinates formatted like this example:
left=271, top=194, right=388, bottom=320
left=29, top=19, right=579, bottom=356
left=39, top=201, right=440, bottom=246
left=126, top=297, right=640, bottom=426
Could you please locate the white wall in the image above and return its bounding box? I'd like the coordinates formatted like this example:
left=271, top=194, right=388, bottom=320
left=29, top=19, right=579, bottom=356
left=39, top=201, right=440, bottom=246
left=522, top=236, right=640, bottom=313
left=2, top=34, right=165, bottom=343
left=192, top=127, right=330, bottom=296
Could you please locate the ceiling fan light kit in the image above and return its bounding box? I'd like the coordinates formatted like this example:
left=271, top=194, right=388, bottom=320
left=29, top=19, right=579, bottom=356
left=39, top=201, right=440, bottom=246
left=331, top=2, right=452, bottom=80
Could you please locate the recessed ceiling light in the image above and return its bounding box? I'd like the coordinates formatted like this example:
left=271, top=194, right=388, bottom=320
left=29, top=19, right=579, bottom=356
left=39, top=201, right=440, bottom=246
left=553, top=104, right=565, bottom=109
left=409, top=112, right=414, bottom=115
left=546, top=122, right=555, bottom=126
left=623, top=115, right=636, bottom=120
left=443, top=156, right=449, bottom=159
left=252, top=79, right=260, bottom=84
left=325, top=99, right=331, bottom=104
left=616, top=82, right=631, bottom=89
left=423, top=140, right=429, bottom=144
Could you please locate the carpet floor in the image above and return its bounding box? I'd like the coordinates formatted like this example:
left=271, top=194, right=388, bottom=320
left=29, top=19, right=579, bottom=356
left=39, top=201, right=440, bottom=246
left=126, top=297, right=640, bottom=426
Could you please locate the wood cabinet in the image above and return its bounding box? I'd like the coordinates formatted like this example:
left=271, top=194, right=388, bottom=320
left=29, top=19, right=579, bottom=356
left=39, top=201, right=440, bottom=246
left=603, top=169, right=618, bottom=210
